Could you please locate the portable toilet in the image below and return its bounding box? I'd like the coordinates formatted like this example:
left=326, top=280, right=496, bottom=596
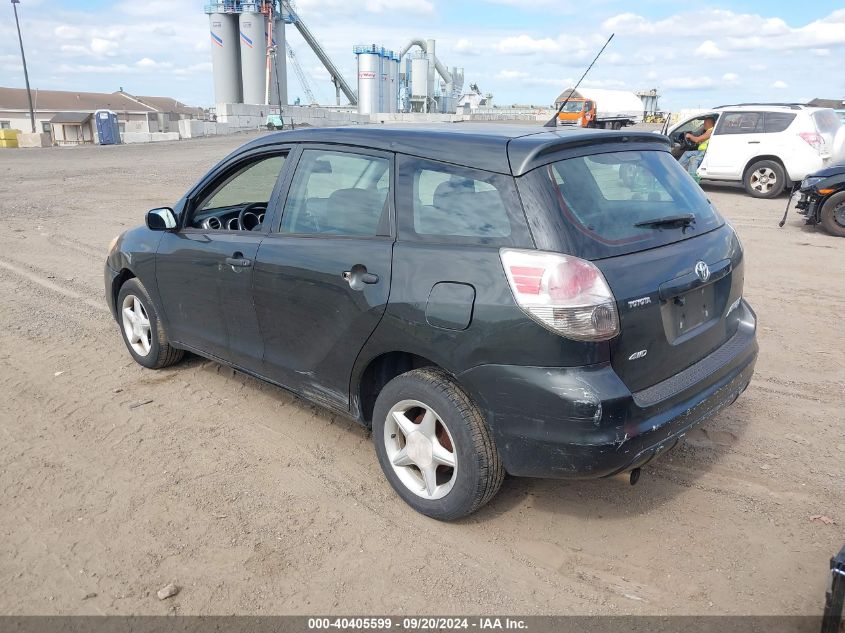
left=95, top=110, right=120, bottom=145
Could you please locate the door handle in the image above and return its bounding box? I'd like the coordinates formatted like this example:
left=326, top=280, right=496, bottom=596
left=225, top=256, right=252, bottom=268
left=747, top=141, right=760, bottom=144
left=342, top=266, right=379, bottom=290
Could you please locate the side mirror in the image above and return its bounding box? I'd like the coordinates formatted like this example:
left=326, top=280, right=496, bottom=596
left=146, top=207, right=178, bottom=231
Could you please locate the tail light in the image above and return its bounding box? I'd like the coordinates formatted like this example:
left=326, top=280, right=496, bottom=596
left=799, top=132, right=824, bottom=152
left=500, top=249, right=619, bottom=341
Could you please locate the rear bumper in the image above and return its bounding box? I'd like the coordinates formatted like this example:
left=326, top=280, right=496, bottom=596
left=459, top=301, right=758, bottom=479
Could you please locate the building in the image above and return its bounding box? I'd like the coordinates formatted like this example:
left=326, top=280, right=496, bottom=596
left=0, top=87, right=204, bottom=144
left=808, top=98, right=845, bottom=109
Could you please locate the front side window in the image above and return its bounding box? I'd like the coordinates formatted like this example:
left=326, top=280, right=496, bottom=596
left=200, top=155, right=285, bottom=211
left=717, top=111, right=764, bottom=134
left=280, top=149, right=390, bottom=237
left=191, top=153, right=286, bottom=230
left=397, top=156, right=530, bottom=246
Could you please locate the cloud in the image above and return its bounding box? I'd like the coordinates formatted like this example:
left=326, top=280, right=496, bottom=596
left=663, top=77, right=716, bottom=91
left=771, top=80, right=788, bottom=89
left=695, top=40, right=726, bottom=59
left=497, top=34, right=561, bottom=55
left=722, top=73, right=740, bottom=84
left=454, top=38, right=481, bottom=56
left=90, top=38, right=119, bottom=56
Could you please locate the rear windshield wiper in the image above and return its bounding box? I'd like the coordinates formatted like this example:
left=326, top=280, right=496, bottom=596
left=634, top=213, right=696, bottom=229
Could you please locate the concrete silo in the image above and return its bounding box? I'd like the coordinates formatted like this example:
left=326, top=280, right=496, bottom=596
left=355, top=45, right=381, bottom=115
left=209, top=12, right=241, bottom=105
left=386, top=53, right=398, bottom=113
left=411, top=56, right=429, bottom=99
left=268, top=14, right=287, bottom=106
left=379, top=50, right=391, bottom=113
left=239, top=8, right=267, bottom=105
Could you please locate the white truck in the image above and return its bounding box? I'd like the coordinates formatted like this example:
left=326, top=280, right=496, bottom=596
left=555, top=88, right=644, bottom=130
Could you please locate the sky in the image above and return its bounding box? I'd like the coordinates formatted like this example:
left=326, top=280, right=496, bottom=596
left=1, top=0, right=843, bottom=111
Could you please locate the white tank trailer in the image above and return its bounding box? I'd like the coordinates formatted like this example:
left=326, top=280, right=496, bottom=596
left=239, top=8, right=267, bottom=105
left=209, top=12, right=242, bottom=104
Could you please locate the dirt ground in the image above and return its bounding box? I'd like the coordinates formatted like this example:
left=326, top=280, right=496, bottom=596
left=0, top=132, right=842, bottom=617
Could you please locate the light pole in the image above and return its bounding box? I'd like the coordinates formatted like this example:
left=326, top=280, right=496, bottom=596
left=11, top=0, right=36, bottom=133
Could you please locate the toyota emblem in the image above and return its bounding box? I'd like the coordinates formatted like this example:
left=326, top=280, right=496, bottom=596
left=694, top=261, right=711, bottom=282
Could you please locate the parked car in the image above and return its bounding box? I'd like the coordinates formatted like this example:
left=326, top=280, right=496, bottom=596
left=795, top=162, right=845, bottom=237
left=105, top=125, right=758, bottom=520
left=663, top=104, right=842, bottom=198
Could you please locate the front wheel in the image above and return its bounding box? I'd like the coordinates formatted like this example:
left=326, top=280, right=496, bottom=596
left=820, top=191, right=845, bottom=237
left=372, top=368, right=504, bottom=521
left=117, top=278, right=183, bottom=369
left=744, top=160, right=786, bottom=198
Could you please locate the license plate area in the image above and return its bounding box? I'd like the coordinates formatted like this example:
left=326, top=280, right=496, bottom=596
left=662, top=285, right=715, bottom=343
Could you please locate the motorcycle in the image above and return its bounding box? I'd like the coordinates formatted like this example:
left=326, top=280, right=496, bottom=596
left=782, top=162, right=845, bottom=237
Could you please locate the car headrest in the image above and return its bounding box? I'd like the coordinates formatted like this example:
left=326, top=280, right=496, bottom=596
left=433, top=177, right=476, bottom=209
left=325, top=188, right=383, bottom=235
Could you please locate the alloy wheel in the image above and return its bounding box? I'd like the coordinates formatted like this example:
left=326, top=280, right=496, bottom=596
left=834, top=201, right=845, bottom=228
left=384, top=399, right=458, bottom=500
left=749, top=167, right=777, bottom=194
left=121, top=294, right=152, bottom=356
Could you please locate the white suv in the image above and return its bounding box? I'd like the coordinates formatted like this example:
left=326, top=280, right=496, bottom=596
left=663, top=104, right=843, bottom=198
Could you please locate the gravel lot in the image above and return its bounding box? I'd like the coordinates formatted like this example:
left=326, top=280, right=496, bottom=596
left=0, top=132, right=842, bottom=616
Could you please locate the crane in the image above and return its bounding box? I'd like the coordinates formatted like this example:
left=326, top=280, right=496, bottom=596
left=286, top=42, right=317, bottom=106
left=279, top=0, right=357, bottom=105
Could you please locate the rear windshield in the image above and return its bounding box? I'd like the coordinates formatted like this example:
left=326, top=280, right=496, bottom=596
left=813, top=110, right=841, bottom=135
left=518, top=150, right=724, bottom=259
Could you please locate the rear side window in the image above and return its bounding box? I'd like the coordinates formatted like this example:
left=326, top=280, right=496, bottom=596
left=396, top=155, right=531, bottom=246
left=518, top=150, right=724, bottom=259
left=764, top=112, right=796, bottom=133
left=813, top=110, right=841, bottom=135
left=717, top=111, right=764, bottom=134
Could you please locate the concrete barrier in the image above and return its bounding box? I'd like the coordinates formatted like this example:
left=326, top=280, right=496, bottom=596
left=122, top=132, right=152, bottom=144
left=17, top=132, right=51, bottom=148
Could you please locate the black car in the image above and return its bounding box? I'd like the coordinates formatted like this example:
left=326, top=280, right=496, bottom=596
left=795, top=162, right=845, bottom=237
left=105, top=125, right=758, bottom=520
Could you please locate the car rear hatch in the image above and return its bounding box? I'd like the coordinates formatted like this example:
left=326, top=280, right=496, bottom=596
left=809, top=109, right=842, bottom=161
left=517, top=147, right=745, bottom=393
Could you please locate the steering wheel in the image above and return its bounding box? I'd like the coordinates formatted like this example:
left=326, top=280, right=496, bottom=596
left=238, top=202, right=267, bottom=231
left=676, top=130, right=700, bottom=150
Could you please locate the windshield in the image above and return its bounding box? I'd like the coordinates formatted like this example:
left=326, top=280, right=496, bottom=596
left=518, top=150, right=724, bottom=259
left=557, top=101, right=585, bottom=113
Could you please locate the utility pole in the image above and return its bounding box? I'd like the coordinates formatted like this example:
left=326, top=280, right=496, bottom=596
left=11, top=0, right=36, bottom=133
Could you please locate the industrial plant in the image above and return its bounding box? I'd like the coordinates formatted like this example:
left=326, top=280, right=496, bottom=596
left=205, top=1, right=465, bottom=116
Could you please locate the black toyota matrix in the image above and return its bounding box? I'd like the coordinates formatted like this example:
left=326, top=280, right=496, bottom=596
left=105, top=125, right=758, bottom=520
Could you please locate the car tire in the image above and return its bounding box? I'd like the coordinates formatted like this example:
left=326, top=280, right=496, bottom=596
left=116, top=278, right=183, bottom=369
left=372, top=367, right=504, bottom=521
left=820, top=192, right=845, bottom=237
left=744, top=160, right=786, bottom=198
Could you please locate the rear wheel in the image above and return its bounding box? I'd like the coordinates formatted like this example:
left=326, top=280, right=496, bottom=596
left=372, top=368, right=504, bottom=521
left=820, top=192, right=845, bottom=237
left=744, top=160, right=786, bottom=198
left=117, top=278, right=183, bottom=369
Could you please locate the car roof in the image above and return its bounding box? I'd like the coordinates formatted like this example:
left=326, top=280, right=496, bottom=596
left=241, top=124, right=670, bottom=176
